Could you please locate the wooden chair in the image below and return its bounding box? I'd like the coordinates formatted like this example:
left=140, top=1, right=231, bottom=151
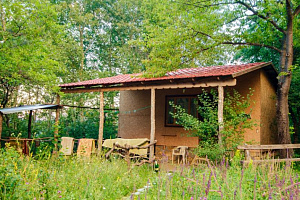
left=172, top=146, right=188, bottom=164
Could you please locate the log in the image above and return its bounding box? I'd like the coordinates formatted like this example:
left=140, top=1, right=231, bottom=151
left=28, top=110, right=33, bottom=139
left=243, top=158, right=300, bottom=164
left=98, top=91, right=104, bottom=154
left=218, top=85, right=224, bottom=146
left=237, top=144, right=300, bottom=150
left=150, top=88, right=156, bottom=160
left=54, top=94, right=60, bottom=153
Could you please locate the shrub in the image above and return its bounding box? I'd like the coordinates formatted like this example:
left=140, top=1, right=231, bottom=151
left=171, top=88, right=256, bottom=160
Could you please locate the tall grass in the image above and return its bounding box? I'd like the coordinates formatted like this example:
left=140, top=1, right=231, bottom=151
left=0, top=146, right=154, bottom=199
left=145, top=158, right=300, bottom=199
left=1, top=146, right=300, bottom=199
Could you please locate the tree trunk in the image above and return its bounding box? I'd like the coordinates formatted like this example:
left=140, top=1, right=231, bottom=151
left=277, top=6, right=294, bottom=157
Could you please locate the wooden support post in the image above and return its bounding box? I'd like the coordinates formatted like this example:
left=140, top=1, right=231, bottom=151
left=150, top=88, right=156, bottom=160
left=0, top=112, right=3, bottom=147
left=218, top=85, right=224, bottom=147
left=98, top=91, right=104, bottom=154
left=28, top=110, right=33, bottom=139
left=54, top=94, right=60, bottom=154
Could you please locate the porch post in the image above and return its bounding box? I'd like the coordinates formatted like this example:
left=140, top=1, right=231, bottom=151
left=150, top=88, right=156, bottom=160
left=54, top=94, right=60, bottom=153
left=28, top=110, right=33, bottom=139
left=98, top=91, right=104, bottom=154
left=0, top=112, right=3, bottom=147
left=218, top=85, right=224, bottom=147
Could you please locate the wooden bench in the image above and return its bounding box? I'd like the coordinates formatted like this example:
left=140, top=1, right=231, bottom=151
left=105, top=140, right=157, bottom=170
left=237, top=144, right=300, bottom=164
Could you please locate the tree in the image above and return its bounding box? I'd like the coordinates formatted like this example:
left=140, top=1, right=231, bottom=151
left=0, top=0, right=68, bottom=109
left=139, top=0, right=300, bottom=148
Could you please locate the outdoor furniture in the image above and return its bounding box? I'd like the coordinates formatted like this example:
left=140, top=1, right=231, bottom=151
left=191, top=155, right=209, bottom=166
left=172, top=146, right=188, bottom=164
left=104, top=138, right=157, bottom=170
left=60, top=137, right=74, bottom=155
left=103, top=138, right=150, bottom=157
left=77, top=139, right=96, bottom=157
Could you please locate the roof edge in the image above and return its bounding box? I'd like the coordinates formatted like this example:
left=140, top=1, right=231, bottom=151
left=231, top=62, right=277, bottom=78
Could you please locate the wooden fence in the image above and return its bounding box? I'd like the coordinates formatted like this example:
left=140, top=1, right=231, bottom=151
left=237, top=144, right=300, bottom=164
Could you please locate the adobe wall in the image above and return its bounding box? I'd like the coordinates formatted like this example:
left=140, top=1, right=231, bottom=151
left=234, top=70, right=262, bottom=144
left=118, top=88, right=200, bottom=147
left=259, top=70, right=277, bottom=144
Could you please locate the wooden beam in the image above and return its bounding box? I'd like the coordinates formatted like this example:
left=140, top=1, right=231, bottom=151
left=54, top=94, right=60, bottom=154
left=237, top=144, right=300, bottom=150
left=0, top=112, right=2, bottom=147
left=243, top=158, right=300, bottom=164
left=28, top=110, right=33, bottom=139
left=98, top=91, right=104, bottom=154
left=218, top=85, right=224, bottom=146
left=150, top=88, right=156, bottom=160
left=60, top=79, right=237, bottom=94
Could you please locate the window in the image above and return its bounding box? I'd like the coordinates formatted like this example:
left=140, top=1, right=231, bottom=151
left=165, top=96, right=198, bottom=126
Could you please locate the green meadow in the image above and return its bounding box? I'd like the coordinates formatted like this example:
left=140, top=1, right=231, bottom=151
left=1, top=146, right=299, bottom=200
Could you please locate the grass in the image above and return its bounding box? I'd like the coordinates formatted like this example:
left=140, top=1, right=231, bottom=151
left=1, top=146, right=300, bottom=199
left=0, top=146, right=154, bottom=199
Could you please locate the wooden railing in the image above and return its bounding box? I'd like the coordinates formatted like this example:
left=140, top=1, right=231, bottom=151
left=237, top=144, right=300, bottom=164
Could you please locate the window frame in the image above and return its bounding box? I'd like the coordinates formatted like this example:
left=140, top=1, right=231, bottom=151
left=165, top=95, right=199, bottom=127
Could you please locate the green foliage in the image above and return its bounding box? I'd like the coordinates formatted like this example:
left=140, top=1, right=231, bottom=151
left=138, top=0, right=230, bottom=77
left=171, top=89, right=255, bottom=160
left=193, top=142, right=225, bottom=161
left=0, top=0, right=68, bottom=107
left=0, top=147, right=153, bottom=199
left=59, top=108, right=118, bottom=139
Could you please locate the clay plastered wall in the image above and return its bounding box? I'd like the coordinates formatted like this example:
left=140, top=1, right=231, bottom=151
left=118, top=90, right=151, bottom=139
left=118, top=88, right=201, bottom=147
left=231, top=70, right=262, bottom=144
left=260, top=70, right=277, bottom=144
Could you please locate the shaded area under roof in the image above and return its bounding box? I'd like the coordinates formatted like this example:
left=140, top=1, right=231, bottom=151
left=0, top=104, right=59, bottom=114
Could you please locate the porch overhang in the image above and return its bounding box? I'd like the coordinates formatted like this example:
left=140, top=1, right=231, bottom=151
left=60, top=77, right=237, bottom=93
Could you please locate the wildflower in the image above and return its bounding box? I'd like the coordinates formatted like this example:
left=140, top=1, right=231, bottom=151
left=103, top=186, right=106, bottom=190
left=59, top=196, right=62, bottom=198
left=191, top=197, right=194, bottom=200
left=58, top=190, right=61, bottom=194
left=26, top=182, right=29, bottom=185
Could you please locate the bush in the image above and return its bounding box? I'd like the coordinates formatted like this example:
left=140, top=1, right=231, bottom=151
left=171, top=88, right=256, bottom=160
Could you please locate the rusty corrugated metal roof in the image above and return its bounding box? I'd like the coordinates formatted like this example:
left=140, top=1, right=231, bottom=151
left=60, top=62, right=274, bottom=88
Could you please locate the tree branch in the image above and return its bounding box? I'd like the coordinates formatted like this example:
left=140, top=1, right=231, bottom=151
left=222, top=41, right=282, bottom=53
left=174, top=1, right=231, bottom=8
left=191, top=28, right=213, bottom=38
left=293, top=5, right=300, bottom=16
left=286, top=0, right=293, bottom=18
left=235, top=1, right=286, bottom=34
